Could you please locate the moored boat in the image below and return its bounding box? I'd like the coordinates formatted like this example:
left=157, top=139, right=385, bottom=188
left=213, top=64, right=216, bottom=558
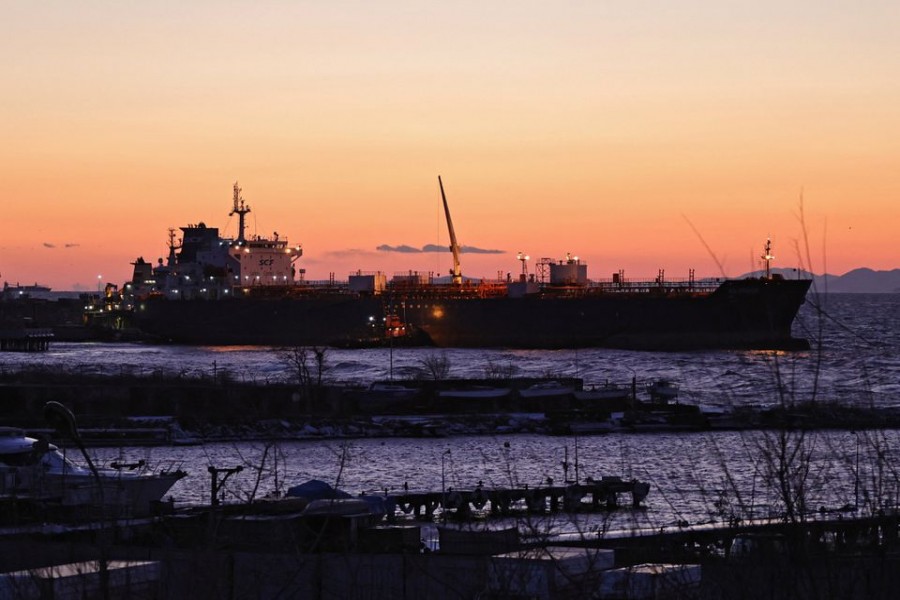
left=0, top=427, right=186, bottom=518
left=647, top=379, right=680, bottom=402
left=574, top=383, right=632, bottom=402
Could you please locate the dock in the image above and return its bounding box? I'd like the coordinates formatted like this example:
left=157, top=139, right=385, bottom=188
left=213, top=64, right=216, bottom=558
left=0, top=328, right=52, bottom=352
left=390, top=477, right=650, bottom=520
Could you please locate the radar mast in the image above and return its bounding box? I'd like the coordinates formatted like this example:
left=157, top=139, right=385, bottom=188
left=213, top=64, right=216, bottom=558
left=761, top=238, right=775, bottom=279
left=166, top=228, right=179, bottom=267
left=230, top=182, right=251, bottom=244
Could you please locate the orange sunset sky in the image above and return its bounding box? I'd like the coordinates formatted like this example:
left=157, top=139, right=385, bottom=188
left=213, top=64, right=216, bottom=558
left=2, top=2, right=899, bottom=291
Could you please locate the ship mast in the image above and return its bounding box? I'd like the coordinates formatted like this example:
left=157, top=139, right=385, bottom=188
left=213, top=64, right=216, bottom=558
left=761, top=237, right=774, bottom=279
left=166, top=228, right=179, bottom=266
left=438, top=175, right=462, bottom=285
left=230, top=182, right=251, bottom=244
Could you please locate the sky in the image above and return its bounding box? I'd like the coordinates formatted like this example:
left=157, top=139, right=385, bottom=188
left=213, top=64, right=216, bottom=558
left=2, top=1, right=899, bottom=290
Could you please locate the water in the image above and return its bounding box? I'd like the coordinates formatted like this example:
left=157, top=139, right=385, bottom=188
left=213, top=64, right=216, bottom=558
left=3, top=294, right=898, bottom=407
left=2, top=293, right=899, bottom=531
left=86, top=429, right=900, bottom=534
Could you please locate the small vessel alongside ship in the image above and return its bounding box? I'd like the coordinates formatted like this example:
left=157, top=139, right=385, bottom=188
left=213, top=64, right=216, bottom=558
left=88, top=181, right=811, bottom=350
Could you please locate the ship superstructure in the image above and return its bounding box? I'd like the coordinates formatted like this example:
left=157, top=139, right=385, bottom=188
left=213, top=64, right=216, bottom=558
left=126, top=183, right=302, bottom=303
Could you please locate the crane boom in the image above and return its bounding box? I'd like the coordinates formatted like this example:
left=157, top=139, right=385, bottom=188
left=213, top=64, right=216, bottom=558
left=438, top=175, right=462, bottom=285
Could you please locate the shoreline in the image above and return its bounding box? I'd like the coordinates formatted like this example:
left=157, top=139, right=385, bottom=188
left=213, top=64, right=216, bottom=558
left=19, top=409, right=900, bottom=449
left=3, top=370, right=899, bottom=447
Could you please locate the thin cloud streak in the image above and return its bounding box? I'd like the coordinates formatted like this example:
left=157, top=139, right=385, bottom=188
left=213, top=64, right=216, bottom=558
left=376, top=244, right=422, bottom=254
left=323, top=248, right=379, bottom=259
left=379, top=243, right=504, bottom=255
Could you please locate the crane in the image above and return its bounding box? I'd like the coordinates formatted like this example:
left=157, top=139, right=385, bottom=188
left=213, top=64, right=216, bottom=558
left=438, top=176, right=463, bottom=285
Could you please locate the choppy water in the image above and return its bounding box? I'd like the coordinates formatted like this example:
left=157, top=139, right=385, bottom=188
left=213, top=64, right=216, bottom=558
left=3, top=292, right=899, bottom=530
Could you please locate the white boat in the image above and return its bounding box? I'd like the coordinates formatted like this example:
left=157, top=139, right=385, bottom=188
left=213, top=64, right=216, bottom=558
left=519, top=381, right=575, bottom=399
left=0, top=427, right=186, bottom=517
left=574, top=383, right=631, bottom=402
left=646, top=379, right=679, bottom=402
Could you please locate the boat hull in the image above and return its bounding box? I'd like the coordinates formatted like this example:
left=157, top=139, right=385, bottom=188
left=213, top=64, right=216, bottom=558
left=130, top=278, right=812, bottom=350
left=35, top=471, right=185, bottom=517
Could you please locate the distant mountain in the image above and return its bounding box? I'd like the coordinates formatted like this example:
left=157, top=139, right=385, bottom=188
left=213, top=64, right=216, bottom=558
left=816, top=268, right=900, bottom=293
left=741, top=268, right=900, bottom=293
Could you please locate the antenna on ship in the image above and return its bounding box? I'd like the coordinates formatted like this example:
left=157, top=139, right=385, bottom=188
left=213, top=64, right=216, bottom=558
left=230, top=181, right=251, bottom=244
left=517, top=252, right=530, bottom=281
left=761, top=237, right=774, bottom=279
left=438, top=175, right=463, bottom=285
left=166, top=227, right=179, bottom=266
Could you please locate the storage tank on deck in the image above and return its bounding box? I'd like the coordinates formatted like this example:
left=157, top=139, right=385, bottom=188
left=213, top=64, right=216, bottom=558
left=549, top=254, right=588, bottom=286
left=349, top=272, right=387, bottom=294
left=391, top=272, right=429, bottom=287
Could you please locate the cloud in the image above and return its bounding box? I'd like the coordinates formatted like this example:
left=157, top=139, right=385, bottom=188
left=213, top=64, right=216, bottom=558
left=324, top=248, right=379, bottom=259
left=376, top=244, right=423, bottom=253
left=42, top=242, right=81, bottom=249
left=379, top=244, right=505, bottom=255
left=423, top=244, right=504, bottom=255
left=461, top=245, right=504, bottom=255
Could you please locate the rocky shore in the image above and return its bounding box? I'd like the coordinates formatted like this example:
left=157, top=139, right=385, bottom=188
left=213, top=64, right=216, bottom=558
left=2, top=369, right=900, bottom=446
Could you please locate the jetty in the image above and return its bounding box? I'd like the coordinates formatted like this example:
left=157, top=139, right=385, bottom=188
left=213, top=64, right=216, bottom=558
left=391, top=477, right=651, bottom=520
left=0, top=328, right=52, bottom=352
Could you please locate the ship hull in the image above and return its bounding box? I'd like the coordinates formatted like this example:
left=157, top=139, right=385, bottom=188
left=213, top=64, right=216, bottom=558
left=410, top=279, right=811, bottom=350
left=133, top=295, right=386, bottom=347
left=130, top=278, right=811, bottom=350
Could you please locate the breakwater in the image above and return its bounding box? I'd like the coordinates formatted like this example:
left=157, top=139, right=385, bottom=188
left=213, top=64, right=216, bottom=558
left=3, top=371, right=900, bottom=447
left=0, top=372, right=579, bottom=424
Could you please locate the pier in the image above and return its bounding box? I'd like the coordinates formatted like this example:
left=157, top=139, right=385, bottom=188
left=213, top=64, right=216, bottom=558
left=390, top=477, right=650, bottom=520
left=0, top=328, right=52, bottom=352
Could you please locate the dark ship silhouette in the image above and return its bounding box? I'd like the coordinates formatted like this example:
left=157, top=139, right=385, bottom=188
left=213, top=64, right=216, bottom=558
left=91, top=180, right=811, bottom=350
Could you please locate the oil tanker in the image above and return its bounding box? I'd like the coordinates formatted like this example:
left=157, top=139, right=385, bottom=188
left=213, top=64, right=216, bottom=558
left=90, top=181, right=812, bottom=350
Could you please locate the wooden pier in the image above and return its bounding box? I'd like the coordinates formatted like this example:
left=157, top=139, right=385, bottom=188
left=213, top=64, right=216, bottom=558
left=0, top=328, right=53, bottom=352
left=390, top=477, right=650, bottom=520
